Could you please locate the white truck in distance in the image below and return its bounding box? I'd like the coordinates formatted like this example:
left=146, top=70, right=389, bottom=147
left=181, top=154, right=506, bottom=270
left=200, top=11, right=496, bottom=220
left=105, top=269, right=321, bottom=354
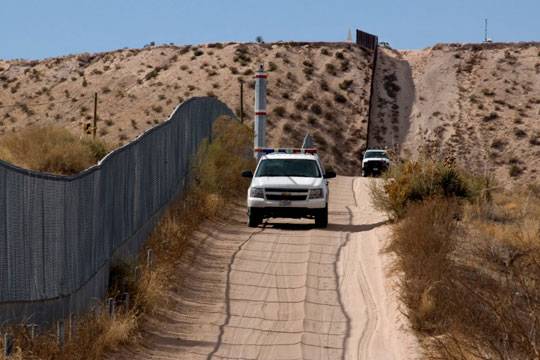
left=242, top=148, right=336, bottom=228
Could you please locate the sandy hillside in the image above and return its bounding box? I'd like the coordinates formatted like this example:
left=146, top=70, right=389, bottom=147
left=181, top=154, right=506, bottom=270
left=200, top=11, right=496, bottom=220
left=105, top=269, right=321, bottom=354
left=369, top=43, right=540, bottom=184
left=0, top=43, right=373, bottom=175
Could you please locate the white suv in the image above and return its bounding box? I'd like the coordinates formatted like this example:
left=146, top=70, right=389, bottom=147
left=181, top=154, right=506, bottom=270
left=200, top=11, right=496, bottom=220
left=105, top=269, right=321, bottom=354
left=241, top=148, right=336, bottom=228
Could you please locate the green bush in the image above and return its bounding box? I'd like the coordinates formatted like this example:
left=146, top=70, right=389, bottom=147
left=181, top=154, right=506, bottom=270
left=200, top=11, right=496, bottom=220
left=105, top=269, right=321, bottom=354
left=370, top=160, right=485, bottom=219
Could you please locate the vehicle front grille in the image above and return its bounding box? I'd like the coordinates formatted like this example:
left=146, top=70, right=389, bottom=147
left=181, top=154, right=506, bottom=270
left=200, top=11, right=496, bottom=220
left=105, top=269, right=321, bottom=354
left=365, top=161, right=387, bottom=169
left=266, top=194, right=308, bottom=201
left=265, top=188, right=308, bottom=193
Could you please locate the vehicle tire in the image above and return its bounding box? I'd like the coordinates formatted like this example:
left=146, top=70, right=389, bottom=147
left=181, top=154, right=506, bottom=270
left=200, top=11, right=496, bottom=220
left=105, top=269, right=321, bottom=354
left=362, top=169, right=367, bottom=177
left=315, top=206, right=328, bottom=228
left=248, top=208, right=262, bottom=228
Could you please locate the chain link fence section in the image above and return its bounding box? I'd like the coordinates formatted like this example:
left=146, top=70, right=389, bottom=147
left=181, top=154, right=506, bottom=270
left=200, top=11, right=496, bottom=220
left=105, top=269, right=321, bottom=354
left=0, top=97, right=234, bottom=325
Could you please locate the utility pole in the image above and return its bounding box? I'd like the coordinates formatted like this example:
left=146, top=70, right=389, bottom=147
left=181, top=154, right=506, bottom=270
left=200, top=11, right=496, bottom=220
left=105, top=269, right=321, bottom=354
left=239, top=79, right=245, bottom=123
left=92, top=92, right=98, bottom=139
left=484, top=18, right=488, bottom=43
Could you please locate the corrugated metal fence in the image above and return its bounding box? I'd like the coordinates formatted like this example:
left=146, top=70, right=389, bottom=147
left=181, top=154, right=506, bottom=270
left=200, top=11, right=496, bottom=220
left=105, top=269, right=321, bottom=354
left=356, top=29, right=379, bottom=149
left=356, top=29, right=378, bottom=51
left=0, top=97, right=234, bottom=325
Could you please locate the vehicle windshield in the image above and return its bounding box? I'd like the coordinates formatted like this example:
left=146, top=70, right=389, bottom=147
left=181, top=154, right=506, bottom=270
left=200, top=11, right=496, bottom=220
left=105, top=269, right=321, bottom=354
left=255, top=159, right=321, bottom=178
left=364, top=151, right=388, bottom=159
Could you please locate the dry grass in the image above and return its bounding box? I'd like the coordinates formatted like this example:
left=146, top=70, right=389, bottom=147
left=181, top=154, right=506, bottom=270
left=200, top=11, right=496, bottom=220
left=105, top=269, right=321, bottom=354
left=0, top=310, right=138, bottom=360
left=1, top=117, right=253, bottom=359
left=375, top=161, right=540, bottom=359
left=0, top=126, right=109, bottom=175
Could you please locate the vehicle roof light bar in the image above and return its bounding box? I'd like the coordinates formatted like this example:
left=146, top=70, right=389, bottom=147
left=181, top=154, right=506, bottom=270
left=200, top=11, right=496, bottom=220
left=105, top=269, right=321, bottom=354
left=254, top=147, right=317, bottom=154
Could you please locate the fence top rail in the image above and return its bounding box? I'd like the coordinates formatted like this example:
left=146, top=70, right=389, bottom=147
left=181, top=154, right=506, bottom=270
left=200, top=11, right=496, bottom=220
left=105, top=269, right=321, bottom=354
left=0, top=96, right=228, bottom=182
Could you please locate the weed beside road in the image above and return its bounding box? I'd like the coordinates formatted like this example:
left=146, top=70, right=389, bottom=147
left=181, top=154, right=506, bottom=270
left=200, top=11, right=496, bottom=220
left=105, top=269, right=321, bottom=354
left=372, top=161, right=540, bottom=359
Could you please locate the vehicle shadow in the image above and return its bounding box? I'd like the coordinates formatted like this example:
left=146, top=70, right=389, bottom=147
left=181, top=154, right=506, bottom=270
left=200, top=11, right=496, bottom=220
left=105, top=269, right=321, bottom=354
left=266, top=220, right=388, bottom=233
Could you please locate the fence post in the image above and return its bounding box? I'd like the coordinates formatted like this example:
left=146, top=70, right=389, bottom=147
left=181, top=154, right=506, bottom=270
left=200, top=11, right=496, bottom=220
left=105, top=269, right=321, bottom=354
left=239, top=79, right=245, bottom=123
left=134, top=265, right=141, bottom=282
left=27, top=324, right=37, bottom=339
left=123, top=292, right=130, bottom=312
left=3, top=333, right=13, bottom=357
left=107, top=298, right=116, bottom=319
left=146, top=249, right=153, bottom=269
left=68, top=314, right=75, bottom=340
left=56, top=320, right=64, bottom=348
left=93, top=92, right=98, bottom=139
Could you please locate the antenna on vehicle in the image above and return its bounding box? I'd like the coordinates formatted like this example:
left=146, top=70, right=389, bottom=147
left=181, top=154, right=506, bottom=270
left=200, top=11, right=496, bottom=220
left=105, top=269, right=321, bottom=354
left=302, top=133, right=314, bottom=149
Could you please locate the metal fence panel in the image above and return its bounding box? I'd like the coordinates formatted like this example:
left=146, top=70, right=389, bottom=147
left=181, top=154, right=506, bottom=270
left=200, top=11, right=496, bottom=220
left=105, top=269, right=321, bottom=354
left=0, top=97, right=234, bottom=325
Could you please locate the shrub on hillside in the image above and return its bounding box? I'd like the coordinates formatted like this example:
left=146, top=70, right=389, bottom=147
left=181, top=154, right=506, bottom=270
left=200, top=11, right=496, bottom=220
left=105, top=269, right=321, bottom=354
left=193, top=116, right=254, bottom=200
left=273, top=106, right=286, bottom=117
left=0, top=127, right=109, bottom=175
left=371, top=160, right=484, bottom=219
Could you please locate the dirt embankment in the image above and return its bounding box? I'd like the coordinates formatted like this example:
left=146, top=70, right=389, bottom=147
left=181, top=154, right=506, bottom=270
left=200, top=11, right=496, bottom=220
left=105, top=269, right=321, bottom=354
left=369, top=42, right=540, bottom=185
left=0, top=42, right=374, bottom=175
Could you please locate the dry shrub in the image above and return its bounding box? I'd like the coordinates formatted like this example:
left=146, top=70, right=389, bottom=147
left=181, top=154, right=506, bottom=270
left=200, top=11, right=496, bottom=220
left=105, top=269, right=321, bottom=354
left=0, top=127, right=109, bottom=175
left=389, top=198, right=460, bottom=332
left=379, top=159, right=540, bottom=358
left=370, top=160, right=483, bottom=219
left=2, top=309, right=138, bottom=360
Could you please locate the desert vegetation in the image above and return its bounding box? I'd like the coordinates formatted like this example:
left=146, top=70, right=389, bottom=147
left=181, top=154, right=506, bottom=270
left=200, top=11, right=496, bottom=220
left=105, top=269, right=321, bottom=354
left=371, top=160, right=540, bottom=359
left=0, top=126, right=108, bottom=175
left=0, top=117, right=253, bottom=359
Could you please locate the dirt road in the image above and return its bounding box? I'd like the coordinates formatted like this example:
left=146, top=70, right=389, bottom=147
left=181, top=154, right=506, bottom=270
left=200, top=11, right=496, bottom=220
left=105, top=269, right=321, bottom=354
left=119, top=176, right=419, bottom=359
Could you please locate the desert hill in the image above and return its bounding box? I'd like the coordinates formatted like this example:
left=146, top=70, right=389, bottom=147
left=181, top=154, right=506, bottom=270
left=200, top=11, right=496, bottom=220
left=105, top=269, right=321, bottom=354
left=2, top=40, right=538, bottom=183
left=370, top=42, right=540, bottom=184
left=0, top=42, right=374, bottom=175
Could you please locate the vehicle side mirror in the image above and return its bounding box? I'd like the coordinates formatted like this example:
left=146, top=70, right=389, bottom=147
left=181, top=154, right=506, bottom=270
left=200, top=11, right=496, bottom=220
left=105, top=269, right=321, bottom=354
left=324, top=170, right=336, bottom=179
left=241, top=170, right=254, bottom=178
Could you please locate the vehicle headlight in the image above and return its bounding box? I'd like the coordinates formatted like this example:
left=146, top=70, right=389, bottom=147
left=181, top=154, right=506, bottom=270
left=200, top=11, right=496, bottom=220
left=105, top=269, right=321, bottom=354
left=250, top=187, right=264, bottom=199
left=309, top=188, right=324, bottom=199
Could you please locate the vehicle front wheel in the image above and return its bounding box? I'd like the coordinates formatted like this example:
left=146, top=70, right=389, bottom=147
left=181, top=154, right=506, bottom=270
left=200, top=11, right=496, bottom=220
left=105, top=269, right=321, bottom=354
left=248, top=208, right=262, bottom=228
left=315, top=206, right=328, bottom=228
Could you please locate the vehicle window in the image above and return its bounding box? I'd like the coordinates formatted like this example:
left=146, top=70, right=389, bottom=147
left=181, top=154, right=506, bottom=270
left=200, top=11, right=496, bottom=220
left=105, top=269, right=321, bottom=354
left=364, top=151, right=388, bottom=159
left=256, top=159, right=321, bottom=177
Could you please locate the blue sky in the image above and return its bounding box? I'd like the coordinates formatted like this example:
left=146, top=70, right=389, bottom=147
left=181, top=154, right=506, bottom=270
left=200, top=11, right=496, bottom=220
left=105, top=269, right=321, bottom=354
left=1, top=0, right=539, bottom=59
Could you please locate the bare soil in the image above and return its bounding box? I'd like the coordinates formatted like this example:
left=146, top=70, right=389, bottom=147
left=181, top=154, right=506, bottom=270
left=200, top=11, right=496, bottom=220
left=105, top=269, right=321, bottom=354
left=112, top=177, right=420, bottom=359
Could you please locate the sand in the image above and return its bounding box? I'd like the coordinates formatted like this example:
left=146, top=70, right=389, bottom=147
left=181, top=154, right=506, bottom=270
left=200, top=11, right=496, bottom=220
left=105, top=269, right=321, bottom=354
left=112, top=177, right=420, bottom=359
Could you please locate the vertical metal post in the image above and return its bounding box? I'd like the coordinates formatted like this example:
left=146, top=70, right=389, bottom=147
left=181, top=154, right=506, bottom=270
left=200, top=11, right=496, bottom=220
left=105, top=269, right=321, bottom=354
left=57, top=320, right=65, bottom=348
left=107, top=298, right=116, bottom=319
left=3, top=333, right=13, bottom=357
left=123, top=292, right=130, bottom=311
left=240, top=79, right=245, bottom=124
left=68, top=314, right=75, bottom=340
left=146, top=249, right=153, bottom=269
left=27, top=324, right=37, bottom=339
left=134, top=265, right=141, bottom=282
left=484, top=18, right=488, bottom=42
left=93, top=92, right=98, bottom=139
left=254, top=64, right=267, bottom=158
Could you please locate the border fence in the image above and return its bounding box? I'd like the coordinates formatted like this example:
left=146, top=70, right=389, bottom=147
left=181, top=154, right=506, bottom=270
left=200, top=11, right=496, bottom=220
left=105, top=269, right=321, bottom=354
left=356, top=29, right=379, bottom=149
left=0, top=97, right=234, bottom=325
